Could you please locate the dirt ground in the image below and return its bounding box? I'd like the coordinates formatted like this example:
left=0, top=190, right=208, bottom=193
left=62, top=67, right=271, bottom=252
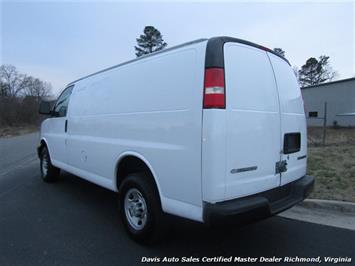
left=307, top=127, right=355, bottom=202
left=0, top=125, right=39, bottom=138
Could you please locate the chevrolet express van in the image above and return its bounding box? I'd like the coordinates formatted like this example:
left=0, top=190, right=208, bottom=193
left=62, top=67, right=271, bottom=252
left=38, top=37, right=314, bottom=243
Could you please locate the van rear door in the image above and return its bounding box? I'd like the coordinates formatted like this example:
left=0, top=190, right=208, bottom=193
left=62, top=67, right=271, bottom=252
left=267, top=53, right=307, bottom=185
left=223, top=43, right=281, bottom=200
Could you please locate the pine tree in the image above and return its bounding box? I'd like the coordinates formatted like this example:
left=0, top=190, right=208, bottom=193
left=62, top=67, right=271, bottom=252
left=273, top=48, right=286, bottom=58
left=298, top=56, right=336, bottom=87
left=135, top=26, right=167, bottom=57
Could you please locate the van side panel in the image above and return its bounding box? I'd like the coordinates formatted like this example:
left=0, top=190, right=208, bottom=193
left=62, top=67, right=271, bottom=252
left=267, top=53, right=307, bottom=185
left=66, top=41, right=207, bottom=221
left=202, top=110, right=227, bottom=203
left=220, top=43, right=281, bottom=201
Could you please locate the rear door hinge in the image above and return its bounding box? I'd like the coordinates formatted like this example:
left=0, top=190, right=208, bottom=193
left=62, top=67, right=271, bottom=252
left=276, top=160, right=287, bottom=174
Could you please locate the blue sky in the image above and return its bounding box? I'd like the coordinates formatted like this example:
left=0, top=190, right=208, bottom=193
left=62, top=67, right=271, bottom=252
left=1, top=1, right=354, bottom=95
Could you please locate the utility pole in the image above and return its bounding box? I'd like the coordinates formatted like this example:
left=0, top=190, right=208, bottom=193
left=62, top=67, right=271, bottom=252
left=322, top=102, right=327, bottom=146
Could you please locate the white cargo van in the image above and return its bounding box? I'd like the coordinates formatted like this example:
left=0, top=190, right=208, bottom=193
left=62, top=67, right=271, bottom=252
left=38, top=37, right=314, bottom=243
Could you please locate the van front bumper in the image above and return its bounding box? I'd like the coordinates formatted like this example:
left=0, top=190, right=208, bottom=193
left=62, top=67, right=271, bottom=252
left=203, top=175, right=314, bottom=225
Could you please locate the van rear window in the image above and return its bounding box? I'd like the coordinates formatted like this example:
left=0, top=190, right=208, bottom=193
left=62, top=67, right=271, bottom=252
left=283, top=133, right=301, bottom=154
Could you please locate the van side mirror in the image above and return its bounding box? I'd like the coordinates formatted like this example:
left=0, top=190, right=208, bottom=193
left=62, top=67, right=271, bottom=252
left=58, top=106, right=67, bottom=117
left=39, top=101, right=52, bottom=115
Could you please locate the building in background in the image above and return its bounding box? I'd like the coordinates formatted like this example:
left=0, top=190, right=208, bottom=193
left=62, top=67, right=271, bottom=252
left=301, top=77, right=355, bottom=127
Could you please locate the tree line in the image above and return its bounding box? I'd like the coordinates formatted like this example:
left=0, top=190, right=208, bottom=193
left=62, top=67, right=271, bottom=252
left=135, top=26, right=337, bottom=88
left=0, top=65, right=53, bottom=127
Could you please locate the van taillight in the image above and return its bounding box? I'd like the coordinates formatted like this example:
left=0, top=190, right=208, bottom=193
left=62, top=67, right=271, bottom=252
left=203, top=68, right=225, bottom=109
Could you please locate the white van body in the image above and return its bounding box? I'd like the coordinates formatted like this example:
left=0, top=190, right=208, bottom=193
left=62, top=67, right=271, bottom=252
left=38, top=37, right=314, bottom=228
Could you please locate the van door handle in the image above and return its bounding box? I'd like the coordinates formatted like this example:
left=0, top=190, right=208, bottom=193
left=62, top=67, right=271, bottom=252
left=275, top=160, right=287, bottom=174
left=65, top=120, right=68, bottom=132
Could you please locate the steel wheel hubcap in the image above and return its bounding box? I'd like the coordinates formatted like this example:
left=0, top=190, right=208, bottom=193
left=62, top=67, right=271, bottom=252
left=124, top=188, right=147, bottom=230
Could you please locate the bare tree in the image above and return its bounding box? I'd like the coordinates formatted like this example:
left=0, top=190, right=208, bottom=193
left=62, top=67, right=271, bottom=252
left=0, top=65, right=27, bottom=97
left=0, top=64, right=54, bottom=127
left=23, top=76, right=52, bottom=101
left=0, top=81, right=7, bottom=97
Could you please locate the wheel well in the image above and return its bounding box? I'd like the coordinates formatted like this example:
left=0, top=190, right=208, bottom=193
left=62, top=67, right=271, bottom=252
left=37, top=140, right=47, bottom=157
left=40, top=140, right=47, bottom=147
left=116, top=156, right=156, bottom=191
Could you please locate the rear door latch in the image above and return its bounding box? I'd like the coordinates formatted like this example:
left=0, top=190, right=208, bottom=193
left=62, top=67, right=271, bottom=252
left=275, top=160, right=287, bottom=174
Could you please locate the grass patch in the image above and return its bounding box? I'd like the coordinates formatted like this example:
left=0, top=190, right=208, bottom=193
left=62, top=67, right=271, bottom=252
left=307, top=129, right=355, bottom=202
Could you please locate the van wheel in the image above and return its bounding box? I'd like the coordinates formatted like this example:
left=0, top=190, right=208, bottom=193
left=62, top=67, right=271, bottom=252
left=119, top=173, right=166, bottom=244
left=40, top=146, right=60, bottom=183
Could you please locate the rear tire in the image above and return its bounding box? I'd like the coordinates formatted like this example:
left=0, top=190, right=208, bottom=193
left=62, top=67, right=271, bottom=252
left=119, top=173, right=166, bottom=244
left=40, top=146, right=60, bottom=183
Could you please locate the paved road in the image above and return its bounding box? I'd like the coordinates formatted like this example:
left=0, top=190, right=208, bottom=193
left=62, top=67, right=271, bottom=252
left=0, top=132, right=39, bottom=177
left=0, top=133, right=354, bottom=265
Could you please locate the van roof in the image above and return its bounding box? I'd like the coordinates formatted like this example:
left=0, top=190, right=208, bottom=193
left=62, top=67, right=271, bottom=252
left=68, top=36, right=289, bottom=87
left=205, top=36, right=290, bottom=68
left=67, top=38, right=208, bottom=86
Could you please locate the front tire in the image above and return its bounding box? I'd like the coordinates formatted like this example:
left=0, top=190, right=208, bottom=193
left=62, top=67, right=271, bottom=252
left=40, top=146, right=60, bottom=183
left=119, top=173, right=166, bottom=244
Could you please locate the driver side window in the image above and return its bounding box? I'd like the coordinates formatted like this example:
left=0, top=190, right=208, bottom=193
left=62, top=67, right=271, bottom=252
left=53, top=85, right=74, bottom=117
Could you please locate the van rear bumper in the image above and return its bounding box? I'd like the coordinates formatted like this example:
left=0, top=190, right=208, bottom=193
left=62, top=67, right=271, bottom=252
left=203, top=175, right=314, bottom=225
